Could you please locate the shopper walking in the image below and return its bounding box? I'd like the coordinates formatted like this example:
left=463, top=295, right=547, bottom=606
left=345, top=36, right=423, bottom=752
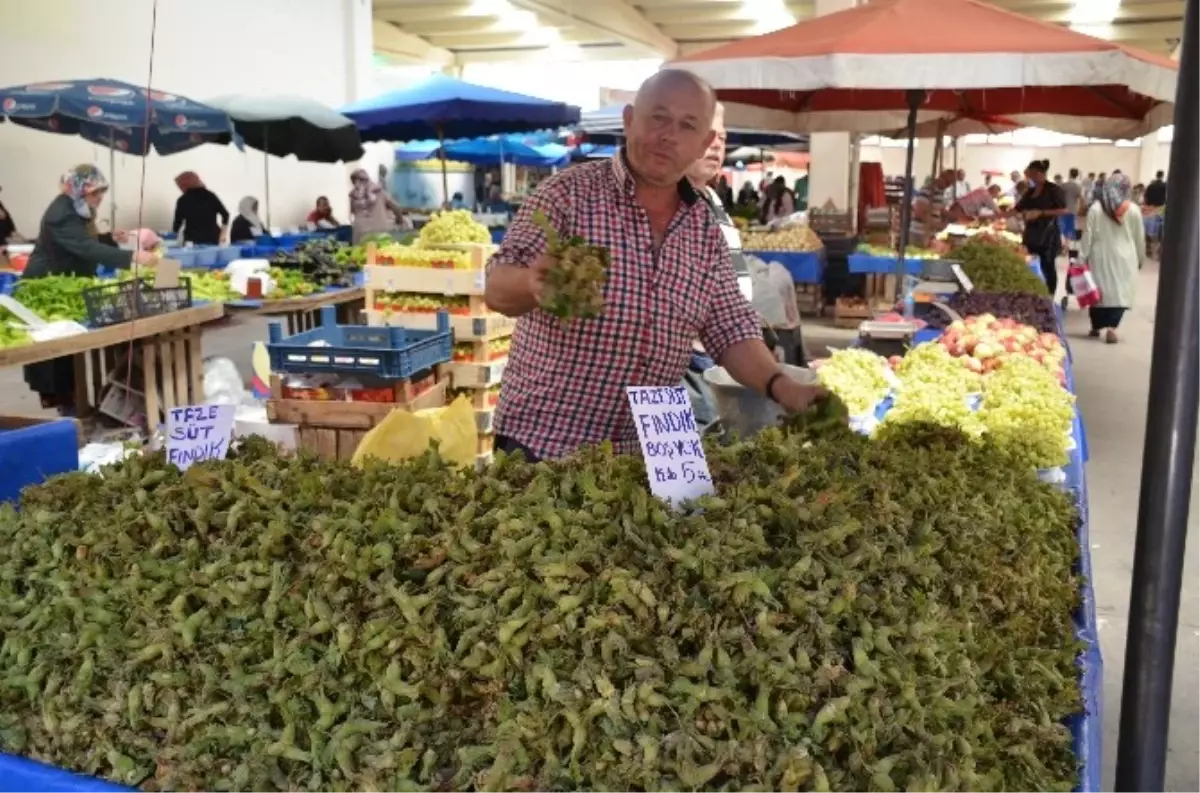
left=1059, top=168, right=1083, bottom=241
left=1013, top=159, right=1069, bottom=297
left=1080, top=173, right=1145, bottom=344
left=171, top=171, right=229, bottom=245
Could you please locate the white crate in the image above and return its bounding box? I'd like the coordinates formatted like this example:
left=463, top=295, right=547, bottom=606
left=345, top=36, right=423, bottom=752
left=443, top=358, right=507, bottom=388
left=365, top=265, right=485, bottom=296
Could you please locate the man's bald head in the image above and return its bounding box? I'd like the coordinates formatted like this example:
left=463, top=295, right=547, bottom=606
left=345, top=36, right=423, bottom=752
left=622, top=69, right=719, bottom=188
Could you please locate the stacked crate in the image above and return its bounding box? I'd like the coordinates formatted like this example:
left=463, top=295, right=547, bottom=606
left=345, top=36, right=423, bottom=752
left=365, top=243, right=509, bottom=461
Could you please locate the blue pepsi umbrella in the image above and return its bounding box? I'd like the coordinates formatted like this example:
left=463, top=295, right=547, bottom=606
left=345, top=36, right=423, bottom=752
left=341, top=75, right=580, bottom=143
left=0, top=78, right=235, bottom=156
left=0, top=78, right=236, bottom=229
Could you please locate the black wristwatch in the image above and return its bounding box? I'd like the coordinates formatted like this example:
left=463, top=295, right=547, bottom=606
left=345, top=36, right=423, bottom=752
left=765, top=371, right=786, bottom=403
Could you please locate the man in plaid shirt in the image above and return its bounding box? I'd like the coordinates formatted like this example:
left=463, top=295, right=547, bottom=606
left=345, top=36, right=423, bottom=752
left=484, top=70, right=826, bottom=461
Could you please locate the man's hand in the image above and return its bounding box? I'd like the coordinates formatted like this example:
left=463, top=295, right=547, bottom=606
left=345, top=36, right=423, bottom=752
left=772, top=375, right=828, bottom=413
left=484, top=255, right=554, bottom=317
left=1024, top=209, right=1043, bottom=220
left=132, top=250, right=157, bottom=267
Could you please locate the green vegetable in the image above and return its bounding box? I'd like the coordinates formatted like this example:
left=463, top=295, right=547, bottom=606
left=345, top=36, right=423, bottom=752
left=0, top=425, right=1082, bottom=792
left=11, top=276, right=95, bottom=322
left=954, top=239, right=1049, bottom=296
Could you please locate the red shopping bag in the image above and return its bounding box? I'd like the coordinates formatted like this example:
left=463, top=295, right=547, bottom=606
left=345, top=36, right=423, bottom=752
left=1068, top=263, right=1102, bottom=308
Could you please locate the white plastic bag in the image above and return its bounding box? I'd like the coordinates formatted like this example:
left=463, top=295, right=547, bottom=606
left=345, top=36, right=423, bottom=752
left=747, top=256, right=800, bottom=329
left=203, top=357, right=256, bottom=406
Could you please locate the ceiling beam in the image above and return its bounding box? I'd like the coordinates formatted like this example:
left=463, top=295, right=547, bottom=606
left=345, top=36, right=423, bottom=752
left=453, top=42, right=647, bottom=63
left=1074, top=20, right=1186, bottom=41
left=1023, top=1, right=1185, bottom=24
left=372, top=0, right=480, bottom=23
left=371, top=20, right=456, bottom=67
left=509, top=0, right=679, bottom=58
left=666, top=21, right=761, bottom=41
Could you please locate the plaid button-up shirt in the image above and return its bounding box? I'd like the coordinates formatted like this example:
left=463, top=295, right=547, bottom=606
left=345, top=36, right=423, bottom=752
left=486, top=153, right=762, bottom=460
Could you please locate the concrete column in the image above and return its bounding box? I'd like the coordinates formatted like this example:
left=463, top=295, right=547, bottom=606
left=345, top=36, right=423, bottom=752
left=343, top=0, right=374, bottom=103
left=806, top=0, right=858, bottom=212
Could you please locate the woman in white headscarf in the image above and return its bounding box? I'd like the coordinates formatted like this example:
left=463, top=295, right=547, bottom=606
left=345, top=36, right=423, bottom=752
left=229, top=196, right=265, bottom=243
left=1081, top=173, right=1146, bottom=344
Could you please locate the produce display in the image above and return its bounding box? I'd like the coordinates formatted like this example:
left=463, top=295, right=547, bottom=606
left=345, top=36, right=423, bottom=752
left=740, top=227, right=823, bottom=252
left=453, top=338, right=510, bottom=363
left=855, top=244, right=940, bottom=260
left=938, top=315, right=1068, bottom=382
left=883, top=343, right=983, bottom=438
left=534, top=211, right=609, bottom=321
left=811, top=348, right=893, bottom=415
left=448, top=383, right=503, bottom=408
left=418, top=209, right=490, bottom=246
left=0, top=306, right=31, bottom=348
left=267, top=268, right=320, bottom=300
left=185, top=272, right=238, bottom=303
left=374, top=246, right=472, bottom=270
left=0, top=420, right=1081, bottom=792
left=954, top=239, right=1048, bottom=296
left=371, top=292, right=471, bottom=315
left=978, top=356, right=1077, bottom=469
left=937, top=225, right=1024, bottom=251
left=271, top=239, right=364, bottom=287
left=923, top=292, right=1058, bottom=334
left=10, top=276, right=93, bottom=322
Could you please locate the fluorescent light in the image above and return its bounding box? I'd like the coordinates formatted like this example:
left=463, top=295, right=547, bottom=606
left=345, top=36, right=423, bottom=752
left=1070, top=0, right=1120, bottom=27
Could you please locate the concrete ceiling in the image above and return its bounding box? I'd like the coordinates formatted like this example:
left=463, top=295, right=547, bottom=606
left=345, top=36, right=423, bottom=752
left=371, top=0, right=1186, bottom=67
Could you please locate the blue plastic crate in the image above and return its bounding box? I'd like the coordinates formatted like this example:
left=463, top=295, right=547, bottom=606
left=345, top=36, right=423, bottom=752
left=267, top=306, right=451, bottom=379
left=0, top=417, right=80, bottom=504
left=0, top=271, right=16, bottom=296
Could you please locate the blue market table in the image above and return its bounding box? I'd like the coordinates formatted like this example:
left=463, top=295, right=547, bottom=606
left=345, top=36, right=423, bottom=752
left=744, top=249, right=825, bottom=284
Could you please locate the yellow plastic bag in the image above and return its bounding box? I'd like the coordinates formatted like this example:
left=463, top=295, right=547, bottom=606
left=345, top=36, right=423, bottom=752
left=352, top=395, right=478, bottom=468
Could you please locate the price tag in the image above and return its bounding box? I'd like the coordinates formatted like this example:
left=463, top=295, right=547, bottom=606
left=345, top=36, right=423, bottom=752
left=626, top=386, right=714, bottom=506
left=951, top=264, right=974, bottom=293
left=166, top=403, right=236, bottom=471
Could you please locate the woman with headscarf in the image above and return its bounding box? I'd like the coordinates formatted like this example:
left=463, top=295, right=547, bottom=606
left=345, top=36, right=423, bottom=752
left=172, top=171, right=229, bottom=245
left=761, top=175, right=795, bottom=223
left=1012, top=159, right=1068, bottom=296
left=349, top=166, right=405, bottom=243
left=23, top=165, right=157, bottom=412
left=229, top=197, right=265, bottom=244
left=1080, top=173, right=1146, bottom=344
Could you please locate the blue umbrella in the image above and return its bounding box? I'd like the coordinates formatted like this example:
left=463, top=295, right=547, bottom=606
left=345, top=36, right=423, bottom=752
left=342, top=75, right=580, bottom=142
left=343, top=75, right=579, bottom=200
left=0, top=78, right=236, bottom=228
left=0, top=78, right=234, bottom=155
left=440, top=136, right=569, bottom=168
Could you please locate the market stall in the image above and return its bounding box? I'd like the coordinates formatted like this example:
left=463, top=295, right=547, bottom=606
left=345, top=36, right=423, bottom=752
left=0, top=301, right=223, bottom=426
left=0, top=250, right=1102, bottom=793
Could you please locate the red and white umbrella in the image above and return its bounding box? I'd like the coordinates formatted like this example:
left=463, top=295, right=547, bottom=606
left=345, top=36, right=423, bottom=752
left=672, top=0, right=1178, bottom=140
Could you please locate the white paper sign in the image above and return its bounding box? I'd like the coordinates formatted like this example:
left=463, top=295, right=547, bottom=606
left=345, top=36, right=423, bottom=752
left=951, top=263, right=975, bottom=293
left=166, top=404, right=236, bottom=470
left=626, top=386, right=715, bottom=506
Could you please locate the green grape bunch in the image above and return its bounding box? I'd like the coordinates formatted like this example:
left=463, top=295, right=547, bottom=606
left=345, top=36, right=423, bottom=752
left=532, top=210, right=610, bottom=321
left=419, top=209, right=490, bottom=245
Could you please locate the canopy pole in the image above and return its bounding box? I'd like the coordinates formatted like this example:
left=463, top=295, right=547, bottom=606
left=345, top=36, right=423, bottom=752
left=108, top=129, right=117, bottom=234
left=1116, top=0, right=1199, bottom=787
left=438, top=125, right=450, bottom=207
left=263, top=127, right=272, bottom=231
left=895, top=89, right=923, bottom=305
left=952, top=138, right=959, bottom=204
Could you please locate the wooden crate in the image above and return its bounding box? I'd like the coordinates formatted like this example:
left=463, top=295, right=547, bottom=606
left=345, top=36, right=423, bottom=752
left=450, top=384, right=502, bottom=410
left=453, top=337, right=511, bottom=365
left=794, top=284, right=824, bottom=317
left=367, top=242, right=497, bottom=269
left=833, top=298, right=872, bottom=329
left=475, top=408, right=495, bottom=434
left=477, top=432, right=494, bottom=455
left=865, top=274, right=899, bottom=312
left=365, top=309, right=514, bottom=340
left=266, top=378, right=447, bottom=461
left=440, top=358, right=507, bottom=389
left=365, top=265, right=486, bottom=298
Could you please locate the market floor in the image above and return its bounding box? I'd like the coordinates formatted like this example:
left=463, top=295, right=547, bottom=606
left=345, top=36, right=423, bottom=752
left=0, top=266, right=1196, bottom=791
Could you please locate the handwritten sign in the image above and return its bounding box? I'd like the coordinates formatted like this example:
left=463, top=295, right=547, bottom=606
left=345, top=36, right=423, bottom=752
left=626, top=386, right=715, bottom=506
left=166, top=404, right=236, bottom=470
